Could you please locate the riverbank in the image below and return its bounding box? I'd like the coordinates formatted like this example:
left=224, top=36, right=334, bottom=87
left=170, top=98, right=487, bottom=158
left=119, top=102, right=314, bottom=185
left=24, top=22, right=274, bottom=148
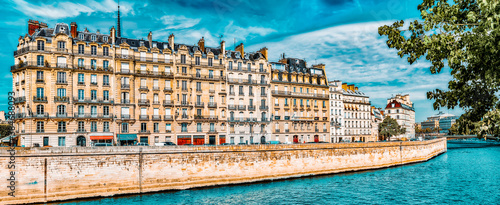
left=0, top=138, right=446, bottom=204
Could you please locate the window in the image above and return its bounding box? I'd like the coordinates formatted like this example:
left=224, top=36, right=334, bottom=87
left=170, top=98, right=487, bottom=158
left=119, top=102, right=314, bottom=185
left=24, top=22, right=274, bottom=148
left=228, top=61, right=233, bottom=70
left=154, top=123, right=159, bottom=133
left=247, top=63, right=251, bottom=71
left=57, top=88, right=66, bottom=97
left=36, top=121, right=44, bottom=132
left=78, top=73, right=85, bottom=84
left=166, top=124, right=172, bottom=132
left=78, top=44, right=84, bottom=54
left=182, top=81, right=187, bottom=91
left=208, top=58, right=213, bottom=66
left=57, top=41, right=65, bottom=49
left=58, top=122, right=66, bottom=132
left=103, top=122, right=109, bottom=132
left=91, top=74, right=97, bottom=85
left=196, top=82, right=201, bottom=91
left=103, top=106, right=109, bottom=116
left=238, top=62, right=242, bottom=70
left=141, top=123, right=147, bottom=132
left=78, top=105, right=84, bottom=115
left=91, top=59, right=97, bottom=69
left=103, top=75, right=109, bottom=86
left=197, top=123, right=202, bottom=132
left=79, top=33, right=84, bottom=39
left=103, top=60, right=109, bottom=69
left=195, top=56, right=200, bottom=65
left=91, top=121, right=97, bottom=132
left=37, top=40, right=45, bottom=50
left=35, top=105, right=44, bottom=115
left=181, top=123, right=188, bottom=132
left=103, top=47, right=109, bottom=56
left=37, top=55, right=44, bottom=66
left=91, top=35, right=96, bottom=41
left=36, top=87, right=44, bottom=97
left=103, top=36, right=108, bottom=42
left=90, top=106, right=97, bottom=116
left=122, top=123, right=129, bottom=133
left=182, top=67, right=187, bottom=74
left=58, top=137, right=66, bottom=146
left=78, top=58, right=84, bottom=68
left=103, top=90, right=109, bottom=101
left=36, top=71, right=44, bottom=81
left=181, top=54, right=186, bottom=64
left=57, top=72, right=66, bottom=83
left=90, top=90, right=97, bottom=100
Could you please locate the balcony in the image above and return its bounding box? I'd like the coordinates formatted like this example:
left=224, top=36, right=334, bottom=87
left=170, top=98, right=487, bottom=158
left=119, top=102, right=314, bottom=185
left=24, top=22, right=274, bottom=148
left=275, top=116, right=281, bottom=120
left=139, top=130, right=150, bottom=134
left=229, top=91, right=235, bottom=95
left=208, top=102, right=217, bottom=108
left=53, top=113, right=70, bottom=119
left=115, top=53, right=134, bottom=60
left=76, top=129, right=87, bottom=133
left=195, top=102, right=204, bottom=107
left=238, top=105, right=246, bottom=110
left=152, top=100, right=161, bottom=105
left=120, top=99, right=131, bottom=104
left=248, top=105, right=256, bottom=111
left=163, top=87, right=173, bottom=92
left=73, top=113, right=114, bottom=119
left=57, top=129, right=67, bottom=133
left=261, top=93, right=266, bottom=97
left=152, top=115, right=161, bottom=121
left=323, top=129, right=328, bottom=132
left=14, top=96, right=26, bottom=104
left=228, top=105, right=237, bottom=110
left=259, top=105, right=269, bottom=110
left=32, top=113, right=49, bottom=118
left=139, top=115, right=149, bottom=120
left=120, top=114, right=131, bottom=119
left=323, top=117, right=328, bottom=121
left=284, top=116, right=290, bottom=120
left=285, top=129, right=289, bottom=132
left=270, top=90, right=329, bottom=99
left=152, top=86, right=160, bottom=91
left=56, top=80, right=68, bottom=85
left=117, top=69, right=132, bottom=75
left=139, top=86, right=149, bottom=92
left=164, top=115, right=174, bottom=121
left=275, top=129, right=280, bottom=133
left=73, top=97, right=114, bottom=104
left=54, top=96, right=69, bottom=103
left=207, top=129, right=217, bottom=134
left=74, top=65, right=113, bottom=73
left=163, top=100, right=174, bottom=107
left=121, top=84, right=130, bottom=89
left=178, top=101, right=191, bottom=107
left=36, top=129, right=44, bottom=133
left=209, top=89, right=215, bottom=93
left=33, top=96, right=47, bottom=103
left=138, top=99, right=150, bottom=106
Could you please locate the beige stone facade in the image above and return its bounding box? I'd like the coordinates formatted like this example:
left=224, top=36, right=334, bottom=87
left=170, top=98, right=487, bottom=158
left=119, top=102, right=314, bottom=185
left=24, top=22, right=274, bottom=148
left=342, top=83, right=374, bottom=142
left=270, top=58, right=330, bottom=143
left=385, top=94, right=416, bottom=140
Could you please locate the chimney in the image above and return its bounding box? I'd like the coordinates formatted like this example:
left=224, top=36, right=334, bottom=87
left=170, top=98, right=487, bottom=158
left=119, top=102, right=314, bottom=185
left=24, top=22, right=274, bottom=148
left=348, top=84, right=355, bottom=91
left=235, top=43, right=244, bottom=56
left=220, top=40, right=225, bottom=56
left=258, top=47, right=268, bottom=60
left=342, top=83, right=347, bottom=90
left=198, top=37, right=205, bottom=53
left=28, top=19, right=47, bottom=36
left=70, top=22, right=78, bottom=38
left=168, top=34, right=175, bottom=50
left=355, top=87, right=358, bottom=91
left=147, top=31, right=153, bottom=48
left=313, top=63, right=325, bottom=70
left=110, top=26, right=116, bottom=45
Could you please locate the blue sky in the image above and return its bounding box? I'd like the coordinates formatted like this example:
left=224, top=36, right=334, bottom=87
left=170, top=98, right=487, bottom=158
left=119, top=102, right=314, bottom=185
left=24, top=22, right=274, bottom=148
left=0, top=0, right=463, bottom=122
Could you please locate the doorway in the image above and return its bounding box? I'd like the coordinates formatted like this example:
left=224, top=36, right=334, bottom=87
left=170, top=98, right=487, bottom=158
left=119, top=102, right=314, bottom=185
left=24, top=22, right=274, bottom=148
left=76, top=136, right=86, bottom=147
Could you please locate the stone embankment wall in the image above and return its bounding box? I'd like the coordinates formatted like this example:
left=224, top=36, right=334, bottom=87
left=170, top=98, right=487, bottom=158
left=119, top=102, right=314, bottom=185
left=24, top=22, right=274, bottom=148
left=0, top=138, right=446, bottom=204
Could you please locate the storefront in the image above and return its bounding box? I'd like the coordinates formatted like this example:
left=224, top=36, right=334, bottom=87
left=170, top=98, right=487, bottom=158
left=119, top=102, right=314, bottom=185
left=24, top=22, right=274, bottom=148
left=219, top=135, right=225, bottom=145
left=193, top=135, right=205, bottom=145
left=89, top=133, right=114, bottom=145
left=117, top=134, right=137, bottom=146
left=177, top=135, right=191, bottom=145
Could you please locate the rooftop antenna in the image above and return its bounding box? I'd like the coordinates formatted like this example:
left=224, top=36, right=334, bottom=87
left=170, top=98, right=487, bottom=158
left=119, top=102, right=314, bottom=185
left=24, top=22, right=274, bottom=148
left=117, top=0, right=121, bottom=37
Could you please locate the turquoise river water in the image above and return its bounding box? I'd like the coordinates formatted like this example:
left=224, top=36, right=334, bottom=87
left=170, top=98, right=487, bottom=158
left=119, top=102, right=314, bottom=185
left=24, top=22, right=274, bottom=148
left=56, top=144, right=500, bottom=205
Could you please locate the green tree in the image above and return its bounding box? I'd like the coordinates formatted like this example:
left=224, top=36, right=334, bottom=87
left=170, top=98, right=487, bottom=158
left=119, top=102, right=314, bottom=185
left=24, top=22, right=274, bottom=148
left=448, top=123, right=459, bottom=135
left=0, top=124, right=13, bottom=138
left=378, top=117, right=406, bottom=141
left=378, top=0, right=500, bottom=135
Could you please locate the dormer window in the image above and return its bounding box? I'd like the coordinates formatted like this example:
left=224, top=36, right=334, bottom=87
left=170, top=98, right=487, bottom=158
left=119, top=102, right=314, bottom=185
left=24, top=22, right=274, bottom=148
left=79, top=33, right=84, bottom=39
left=91, top=35, right=96, bottom=41
left=103, top=36, right=108, bottom=42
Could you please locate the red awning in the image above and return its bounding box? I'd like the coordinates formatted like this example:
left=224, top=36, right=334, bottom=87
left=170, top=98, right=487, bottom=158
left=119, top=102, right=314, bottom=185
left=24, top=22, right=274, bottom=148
left=90, top=136, right=114, bottom=140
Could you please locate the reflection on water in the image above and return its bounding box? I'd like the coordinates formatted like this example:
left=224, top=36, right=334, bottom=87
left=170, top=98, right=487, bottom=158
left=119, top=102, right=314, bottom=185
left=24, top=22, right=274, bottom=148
left=57, top=145, right=500, bottom=205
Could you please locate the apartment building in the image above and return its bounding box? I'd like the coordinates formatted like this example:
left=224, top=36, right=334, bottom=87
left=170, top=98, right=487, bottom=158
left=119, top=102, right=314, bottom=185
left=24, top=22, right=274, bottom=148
left=371, top=106, right=384, bottom=141
left=270, top=57, right=330, bottom=143
left=342, top=83, right=374, bottom=142
left=11, top=20, right=278, bottom=147
left=385, top=94, right=416, bottom=140
left=226, top=44, right=272, bottom=144
left=329, top=81, right=344, bottom=143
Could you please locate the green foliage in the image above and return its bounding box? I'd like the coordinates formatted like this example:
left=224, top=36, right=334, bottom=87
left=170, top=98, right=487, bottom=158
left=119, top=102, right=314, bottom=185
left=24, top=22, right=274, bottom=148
left=378, top=117, right=406, bottom=140
left=378, top=0, right=500, bottom=135
left=0, top=124, right=13, bottom=138
left=476, top=109, right=500, bottom=137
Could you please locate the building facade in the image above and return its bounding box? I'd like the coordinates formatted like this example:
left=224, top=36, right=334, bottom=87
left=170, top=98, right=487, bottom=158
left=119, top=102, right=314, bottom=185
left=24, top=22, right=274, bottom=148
left=270, top=58, right=330, bottom=143
left=385, top=94, right=416, bottom=139
left=342, top=83, right=373, bottom=142
left=11, top=20, right=274, bottom=147
left=329, top=81, right=344, bottom=143
left=370, top=106, right=384, bottom=141
left=226, top=43, right=272, bottom=144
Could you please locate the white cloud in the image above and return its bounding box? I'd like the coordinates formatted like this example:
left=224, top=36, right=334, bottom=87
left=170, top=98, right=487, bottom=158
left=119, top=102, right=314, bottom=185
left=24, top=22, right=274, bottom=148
left=12, top=0, right=133, bottom=19
left=223, top=21, right=277, bottom=43
left=160, top=15, right=201, bottom=30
